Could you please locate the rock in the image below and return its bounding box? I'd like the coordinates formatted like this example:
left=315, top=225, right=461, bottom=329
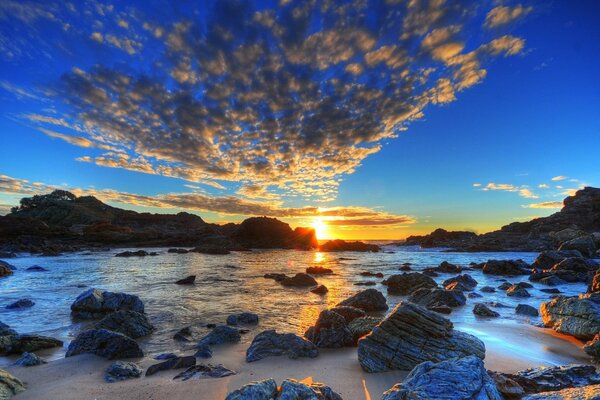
left=173, top=364, right=236, bottom=380
left=65, top=329, right=143, bottom=359
left=25, top=265, right=48, bottom=272
left=559, top=236, right=597, bottom=258
left=408, top=288, right=467, bottom=309
left=541, top=294, right=600, bottom=339
left=191, top=244, right=231, bottom=254
left=429, top=305, right=452, bottom=314
left=399, top=265, right=412, bottom=271
left=381, top=356, right=502, bottom=400
left=13, top=352, right=46, bottom=367
left=115, top=250, right=149, bottom=257
left=532, top=250, right=583, bottom=270
left=145, top=356, right=196, bottom=376
left=105, top=361, right=143, bottom=382
left=336, top=289, right=388, bottom=311
left=279, top=379, right=343, bottom=400
left=584, top=333, right=600, bottom=360
left=588, top=271, right=600, bottom=293
left=355, top=281, right=376, bottom=286
left=225, top=378, right=278, bottom=400
left=310, top=285, right=328, bottom=295
left=329, top=306, right=366, bottom=323
left=0, top=369, right=25, bottom=399
left=445, top=281, right=472, bottom=292
left=319, top=239, right=380, bottom=252
left=539, top=276, right=567, bottom=286
left=468, top=292, right=483, bottom=298
left=6, top=299, right=34, bottom=309
left=306, top=266, right=333, bottom=274
left=423, top=269, right=439, bottom=277
left=304, top=310, right=354, bottom=348
left=226, top=313, right=259, bottom=326
left=383, top=273, right=437, bottom=295
left=95, top=310, right=154, bottom=338
left=348, top=316, right=380, bottom=342
left=246, top=330, right=318, bottom=362
left=0, top=263, right=13, bottom=277
left=175, top=275, right=196, bottom=284
left=436, top=261, right=463, bottom=273
left=231, top=216, right=317, bottom=250
left=360, top=271, right=384, bottom=278
left=173, top=326, right=193, bottom=342
left=197, top=325, right=241, bottom=346
left=498, top=282, right=512, bottom=290
left=154, top=352, right=177, bottom=360
left=473, top=303, right=500, bottom=318
left=443, top=274, right=478, bottom=290
left=357, top=302, right=485, bottom=372
left=481, top=286, right=496, bottom=293
left=168, top=248, right=189, bottom=254
left=516, top=304, right=539, bottom=317
left=0, top=332, right=63, bottom=355
left=264, top=273, right=288, bottom=282
left=70, top=288, right=144, bottom=319
left=194, top=344, right=213, bottom=358
left=500, top=364, right=600, bottom=394
left=483, top=259, right=530, bottom=276
left=489, top=371, right=526, bottom=399
left=507, top=285, right=531, bottom=297
left=523, top=384, right=600, bottom=399
left=280, top=273, right=318, bottom=287
left=541, top=288, right=562, bottom=294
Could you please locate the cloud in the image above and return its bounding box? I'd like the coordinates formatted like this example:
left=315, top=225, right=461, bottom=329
left=485, top=5, right=533, bottom=29
left=523, top=201, right=563, bottom=209
left=552, top=175, right=568, bottom=181
left=479, top=182, right=537, bottom=198
left=538, top=183, right=549, bottom=189
left=518, top=188, right=538, bottom=199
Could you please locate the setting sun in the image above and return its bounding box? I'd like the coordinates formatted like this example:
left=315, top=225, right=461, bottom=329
left=311, top=218, right=330, bottom=240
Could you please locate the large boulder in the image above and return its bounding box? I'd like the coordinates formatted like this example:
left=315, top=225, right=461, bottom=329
left=0, top=369, right=25, bottom=399
left=408, top=288, right=467, bottom=309
left=70, top=288, right=144, bottom=319
left=443, top=274, right=478, bottom=291
left=531, top=257, right=598, bottom=284
left=65, top=329, right=143, bottom=359
left=532, top=250, right=583, bottom=270
left=559, top=236, right=597, bottom=258
left=473, top=304, right=499, bottom=318
left=280, top=273, right=318, bottom=287
left=197, top=325, right=241, bottom=347
left=246, top=330, right=318, bottom=362
left=336, top=289, right=388, bottom=311
left=523, top=384, right=600, bottom=399
left=357, top=302, right=485, bottom=372
left=383, top=273, right=437, bottom=295
left=225, top=378, right=278, bottom=400
left=381, top=356, right=502, bottom=400
left=304, top=310, right=354, bottom=348
left=482, top=259, right=530, bottom=276
left=95, top=310, right=154, bottom=338
left=348, top=316, right=380, bottom=342
left=225, top=378, right=342, bottom=400
left=541, top=294, right=600, bottom=339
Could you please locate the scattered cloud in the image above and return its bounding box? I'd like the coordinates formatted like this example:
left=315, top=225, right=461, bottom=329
left=522, top=201, right=563, bottom=209
left=538, top=183, right=549, bottom=189
left=518, top=188, right=538, bottom=199
left=484, top=4, right=533, bottom=29
left=552, top=175, right=568, bottom=181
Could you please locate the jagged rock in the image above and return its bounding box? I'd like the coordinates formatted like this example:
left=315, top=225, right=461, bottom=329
left=264, top=273, right=288, bottom=282
left=25, top=265, right=48, bottom=272
left=95, top=310, right=154, bottom=338
left=381, top=356, right=502, bottom=400
left=473, top=304, right=500, bottom=318
left=516, top=304, right=539, bottom=317
left=481, top=286, right=496, bottom=293
left=197, top=325, right=241, bottom=346
left=175, top=275, right=196, bottom=284
left=146, top=356, right=196, bottom=376
left=225, top=378, right=278, bottom=400
left=246, top=330, right=318, bottom=362
left=6, top=299, right=34, bottom=309
left=227, top=312, right=259, bottom=326
left=105, top=361, right=142, bottom=382
left=70, top=288, right=144, bottom=319
left=483, top=260, right=530, bottom=276
left=66, top=329, right=143, bottom=359
left=583, top=333, right=600, bottom=360
left=489, top=371, right=526, bottom=399
left=532, top=258, right=598, bottom=284
left=523, top=384, right=600, bottom=399
left=443, top=274, right=478, bottom=291
left=310, top=285, right=328, bottom=295
left=496, top=364, right=600, bottom=395
left=357, top=302, right=485, bottom=372
left=532, top=250, right=583, bottom=270
left=319, top=239, right=380, bottom=252
left=348, top=316, right=380, bottom=342
left=304, top=310, right=354, bottom=348
left=507, top=285, right=531, bottom=297
left=279, top=379, right=343, bottom=400
left=0, top=369, right=25, bottom=398
left=329, top=306, right=365, bottom=323
left=13, top=352, right=46, bottom=367
left=173, top=364, right=235, bottom=380
left=559, top=236, right=597, bottom=258
left=336, top=289, right=388, bottom=311
left=306, top=266, right=333, bottom=274
left=280, top=273, right=318, bottom=287
left=383, top=273, right=437, bottom=295
left=541, top=294, right=600, bottom=339
left=408, top=288, right=467, bottom=309
left=115, top=250, right=149, bottom=257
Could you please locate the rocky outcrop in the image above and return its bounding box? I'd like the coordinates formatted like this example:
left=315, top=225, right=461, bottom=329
left=319, top=239, right=380, bottom=252
left=541, top=294, right=600, bottom=339
left=304, top=310, right=354, bottom=348
left=383, top=273, right=437, bottom=295
left=336, top=289, right=388, bottom=311
left=66, top=329, right=143, bottom=359
left=357, top=302, right=485, bottom=372
left=531, top=257, right=598, bottom=284
left=280, top=273, right=318, bottom=287
left=559, top=236, right=597, bottom=257
left=105, top=361, right=143, bottom=382
left=381, top=356, right=502, bottom=400
left=225, top=378, right=342, bottom=400
left=70, top=288, right=144, bottom=319
left=329, top=306, right=366, bottom=323
left=483, top=260, right=530, bottom=276
left=246, top=330, right=318, bottom=362
left=231, top=217, right=317, bottom=250
left=95, top=310, right=154, bottom=338
left=532, top=250, right=583, bottom=270
left=0, top=369, right=25, bottom=399
left=225, top=378, right=278, bottom=400
left=400, top=228, right=478, bottom=248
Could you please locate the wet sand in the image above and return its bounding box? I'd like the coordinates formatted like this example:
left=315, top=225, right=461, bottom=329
left=6, top=322, right=589, bottom=400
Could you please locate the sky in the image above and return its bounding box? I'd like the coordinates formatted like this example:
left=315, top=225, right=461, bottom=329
left=0, top=0, right=599, bottom=240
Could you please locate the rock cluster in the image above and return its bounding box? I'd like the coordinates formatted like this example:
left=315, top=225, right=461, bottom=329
left=225, top=378, right=342, bottom=400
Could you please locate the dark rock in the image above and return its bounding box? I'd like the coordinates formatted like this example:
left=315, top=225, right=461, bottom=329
left=559, top=236, right=597, bottom=258
left=173, top=326, right=192, bottom=342
left=0, top=331, right=63, bottom=355
left=304, top=310, right=354, bottom=348
left=197, top=325, right=241, bottom=347
left=532, top=250, right=583, bottom=270
left=429, top=305, right=452, bottom=314
left=584, top=333, right=600, bottom=360
left=507, top=285, right=531, bottom=297
left=226, top=313, right=259, bottom=326
left=381, top=356, right=502, bottom=400
left=0, top=263, right=13, bottom=277
left=231, top=216, right=317, bottom=250
left=6, top=299, right=34, bottom=310
left=541, top=294, right=600, bottom=339
left=400, top=228, right=478, bottom=249
left=168, top=248, right=189, bottom=254
left=310, top=285, right=328, bottom=295
left=191, top=245, right=230, bottom=255
left=66, top=329, right=143, bottom=359
left=360, top=271, right=384, bottom=278
left=115, top=250, right=149, bottom=257
left=95, top=310, right=154, bottom=338
left=436, top=261, right=463, bottom=273
left=499, top=364, right=600, bottom=394
left=278, top=379, right=343, bottom=400
left=473, top=303, right=500, bottom=318
left=468, top=292, right=483, bottom=298
left=348, top=316, right=380, bottom=342
left=483, top=259, right=530, bottom=276
left=263, top=273, right=288, bottom=282
left=541, top=288, right=561, bottom=294
left=422, top=269, right=439, bottom=277
left=498, top=282, right=513, bottom=290
left=306, top=266, right=333, bottom=274
left=13, top=352, right=46, bottom=367
left=105, top=361, right=142, bottom=382
left=0, top=369, right=25, bottom=398
left=154, top=352, right=177, bottom=360
left=336, top=288, right=388, bottom=311
left=481, top=286, right=496, bottom=293
left=522, top=384, right=600, bottom=399
left=516, top=304, right=539, bottom=317
left=399, top=265, right=412, bottom=271
left=329, top=306, right=366, bottom=323
left=225, top=378, right=278, bottom=400
left=280, top=273, right=318, bottom=287
left=146, top=356, right=196, bottom=376
left=408, top=288, right=467, bottom=309
left=443, top=274, right=478, bottom=290
left=70, top=288, right=144, bottom=319
left=173, top=364, right=236, bottom=380
left=538, top=275, right=567, bottom=286
left=319, top=239, right=380, bottom=252
left=357, top=302, right=485, bottom=372
left=489, top=371, right=525, bottom=399
left=175, top=275, right=196, bottom=285
left=246, top=330, right=318, bottom=362
left=355, top=281, right=376, bottom=286
left=195, top=344, right=213, bottom=358
left=25, top=265, right=48, bottom=272
left=383, top=273, right=437, bottom=295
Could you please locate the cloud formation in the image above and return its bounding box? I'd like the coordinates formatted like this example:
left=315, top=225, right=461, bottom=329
left=523, top=201, right=563, bottom=209
left=485, top=4, right=533, bottom=29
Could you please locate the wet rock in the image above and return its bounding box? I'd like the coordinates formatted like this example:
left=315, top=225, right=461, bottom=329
left=70, top=288, right=144, bottom=319
left=473, top=303, right=500, bottom=318
left=541, top=288, right=562, bottom=294
left=422, top=269, right=439, bottom=277
left=489, top=371, right=526, bottom=399
left=408, top=288, right=467, bottom=309
left=246, top=330, right=318, bottom=362
left=357, top=302, right=485, bottom=372
left=306, top=266, right=333, bottom=274
left=6, top=299, right=34, bottom=310
left=0, top=369, right=25, bottom=398
left=319, top=239, right=380, bottom=252
left=304, top=310, right=354, bottom=348
left=13, top=352, right=46, bottom=367
left=0, top=331, right=63, bottom=355
left=173, top=326, right=193, bottom=342
left=168, top=248, right=189, bottom=254
left=146, top=356, right=196, bottom=376
left=95, top=310, right=154, bottom=338
left=226, top=312, right=259, bottom=326
left=523, top=384, right=600, bottom=399
left=498, top=364, right=600, bottom=394
left=310, top=284, right=328, bottom=295
left=264, top=273, right=288, bottom=282
left=115, top=250, right=149, bottom=257
left=481, top=286, right=496, bottom=293
left=225, top=378, right=278, bottom=400
left=280, top=273, right=318, bottom=287
left=336, top=288, right=388, bottom=311
left=399, top=265, right=412, bottom=271
left=468, top=292, right=483, bottom=298
left=532, top=250, right=583, bottom=270
left=279, top=379, right=343, bottom=400
left=329, top=306, right=366, bottom=323
left=175, top=275, right=196, bottom=285
left=443, top=274, right=478, bottom=291
left=360, top=271, right=384, bottom=278
left=435, top=261, right=463, bottom=273
left=381, top=356, right=502, bottom=400
left=173, top=364, right=236, bottom=380
left=191, top=244, right=231, bottom=254
left=516, top=304, right=539, bottom=317
left=154, top=352, right=177, bottom=360
left=25, top=265, right=48, bottom=272
left=445, top=281, right=472, bottom=292
left=541, top=294, right=600, bottom=339
left=348, top=316, right=380, bottom=342
left=194, top=344, right=213, bottom=358
left=105, top=361, right=142, bottom=382
left=0, top=263, right=13, bottom=277
left=197, top=325, right=241, bottom=347
left=483, top=259, right=530, bottom=276
left=559, top=236, right=597, bottom=258
left=383, top=273, right=437, bottom=295
left=584, top=333, right=600, bottom=361
left=507, top=285, right=531, bottom=297
left=498, top=282, right=512, bottom=290
left=539, top=276, right=567, bottom=286
left=66, top=329, right=143, bottom=359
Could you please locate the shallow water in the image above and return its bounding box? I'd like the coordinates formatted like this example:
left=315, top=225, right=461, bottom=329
left=0, top=245, right=590, bottom=367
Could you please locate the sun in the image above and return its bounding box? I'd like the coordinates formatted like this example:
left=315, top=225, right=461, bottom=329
left=311, top=218, right=330, bottom=240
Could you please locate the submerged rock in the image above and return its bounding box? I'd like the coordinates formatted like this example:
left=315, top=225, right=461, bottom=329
left=115, top=250, right=149, bottom=257
left=13, top=352, right=46, bottom=367
left=383, top=273, right=437, bottom=295
left=66, top=329, right=143, bottom=359
left=175, top=275, right=196, bottom=285
left=226, top=312, right=259, bottom=326
left=280, top=273, right=318, bottom=287
left=310, top=284, right=328, bottom=295
left=507, top=285, right=531, bottom=297
left=105, top=361, right=143, bottom=382
left=357, top=302, right=485, bottom=372
left=263, top=273, right=288, bottom=282
left=473, top=303, right=500, bottom=318
left=381, top=356, right=502, bottom=400
left=0, top=369, right=25, bottom=399
left=306, top=266, right=333, bottom=274
left=336, top=289, right=388, bottom=311
left=146, top=356, right=196, bottom=376
left=25, top=265, right=48, bottom=272
left=70, top=288, right=144, bottom=319
left=246, top=330, right=318, bottom=362
left=95, top=310, right=154, bottom=338
left=443, top=274, right=478, bottom=291
left=6, top=299, right=34, bottom=309
left=541, top=294, right=600, bottom=339
left=304, top=310, right=354, bottom=348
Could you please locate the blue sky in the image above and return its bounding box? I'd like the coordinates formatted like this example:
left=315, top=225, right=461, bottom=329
left=0, top=0, right=599, bottom=239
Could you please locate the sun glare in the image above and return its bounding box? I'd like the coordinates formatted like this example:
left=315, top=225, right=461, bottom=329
left=312, top=218, right=330, bottom=240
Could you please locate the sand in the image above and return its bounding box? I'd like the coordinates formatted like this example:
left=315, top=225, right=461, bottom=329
left=5, top=323, right=588, bottom=400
